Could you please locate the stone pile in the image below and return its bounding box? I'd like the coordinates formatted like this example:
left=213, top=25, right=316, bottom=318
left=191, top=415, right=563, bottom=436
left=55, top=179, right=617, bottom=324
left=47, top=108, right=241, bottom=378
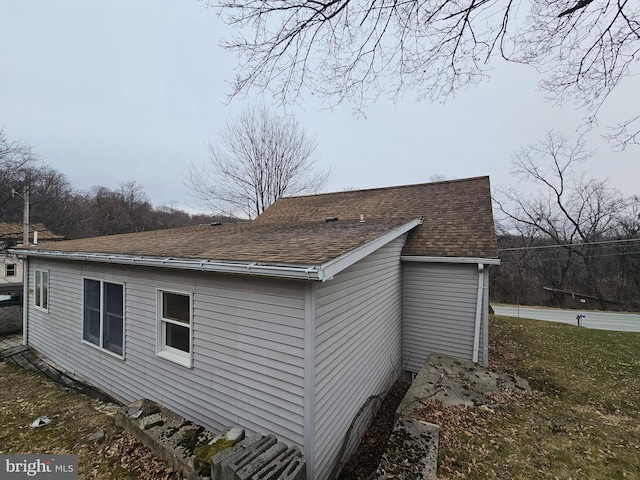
left=116, top=398, right=306, bottom=480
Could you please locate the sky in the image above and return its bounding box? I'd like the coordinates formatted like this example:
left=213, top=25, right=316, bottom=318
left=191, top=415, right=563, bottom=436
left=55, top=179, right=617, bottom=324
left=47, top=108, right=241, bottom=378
left=0, top=0, right=638, bottom=214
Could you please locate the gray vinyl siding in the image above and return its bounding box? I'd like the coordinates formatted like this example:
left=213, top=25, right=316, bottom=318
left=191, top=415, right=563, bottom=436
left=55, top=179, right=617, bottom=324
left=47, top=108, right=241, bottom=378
left=313, top=235, right=406, bottom=480
left=402, top=262, right=485, bottom=372
left=26, top=258, right=306, bottom=447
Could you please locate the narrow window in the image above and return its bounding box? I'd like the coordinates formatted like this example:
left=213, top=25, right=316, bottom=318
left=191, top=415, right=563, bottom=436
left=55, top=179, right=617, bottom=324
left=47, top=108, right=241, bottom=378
left=83, top=279, right=124, bottom=357
left=157, top=290, right=192, bottom=367
left=34, top=269, right=49, bottom=311
left=6, top=264, right=16, bottom=277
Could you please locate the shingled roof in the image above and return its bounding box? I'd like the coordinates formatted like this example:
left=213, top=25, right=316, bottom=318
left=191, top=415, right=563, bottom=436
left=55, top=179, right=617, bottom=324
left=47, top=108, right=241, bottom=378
left=0, top=223, right=63, bottom=242
left=15, top=176, right=496, bottom=279
left=19, top=217, right=419, bottom=267
left=256, top=176, right=498, bottom=258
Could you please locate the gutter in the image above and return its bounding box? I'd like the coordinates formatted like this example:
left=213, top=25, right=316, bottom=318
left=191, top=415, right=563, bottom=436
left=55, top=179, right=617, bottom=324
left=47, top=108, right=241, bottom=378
left=8, top=218, right=422, bottom=282
left=400, top=255, right=500, bottom=265
left=8, top=250, right=324, bottom=281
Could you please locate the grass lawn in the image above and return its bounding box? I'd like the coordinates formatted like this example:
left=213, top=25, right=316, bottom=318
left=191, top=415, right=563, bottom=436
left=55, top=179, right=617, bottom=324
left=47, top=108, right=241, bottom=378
left=435, top=315, right=640, bottom=479
left=0, top=361, right=181, bottom=480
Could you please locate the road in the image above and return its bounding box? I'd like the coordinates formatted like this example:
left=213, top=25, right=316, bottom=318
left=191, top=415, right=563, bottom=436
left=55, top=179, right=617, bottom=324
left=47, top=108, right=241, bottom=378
left=492, top=305, right=640, bottom=332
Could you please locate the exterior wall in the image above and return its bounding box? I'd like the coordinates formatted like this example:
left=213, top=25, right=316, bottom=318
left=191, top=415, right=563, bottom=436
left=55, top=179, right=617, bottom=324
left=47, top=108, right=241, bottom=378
left=403, top=262, right=487, bottom=372
left=313, top=235, right=407, bottom=480
left=26, top=259, right=307, bottom=447
left=0, top=253, right=23, bottom=284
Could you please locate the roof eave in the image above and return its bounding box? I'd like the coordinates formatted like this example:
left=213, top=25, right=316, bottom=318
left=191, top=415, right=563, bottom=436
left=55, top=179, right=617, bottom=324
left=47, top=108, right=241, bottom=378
left=400, top=255, right=501, bottom=265
left=9, top=249, right=323, bottom=281
left=9, top=218, right=423, bottom=282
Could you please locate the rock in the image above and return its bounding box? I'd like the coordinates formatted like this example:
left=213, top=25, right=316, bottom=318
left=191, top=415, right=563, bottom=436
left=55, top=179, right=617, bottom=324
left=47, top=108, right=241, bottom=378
left=140, top=413, right=164, bottom=430
left=209, top=426, right=245, bottom=445
left=127, top=398, right=160, bottom=418
left=86, top=429, right=106, bottom=443
left=373, top=417, right=439, bottom=480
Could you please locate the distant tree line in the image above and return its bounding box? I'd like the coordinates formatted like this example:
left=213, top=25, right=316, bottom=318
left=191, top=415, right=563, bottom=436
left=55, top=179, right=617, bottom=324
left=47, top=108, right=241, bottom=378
left=490, top=230, right=640, bottom=311
left=0, top=129, right=228, bottom=241
left=492, top=132, right=640, bottom=311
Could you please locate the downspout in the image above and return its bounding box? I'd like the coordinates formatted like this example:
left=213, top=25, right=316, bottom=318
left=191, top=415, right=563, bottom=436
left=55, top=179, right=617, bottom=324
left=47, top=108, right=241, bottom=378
left=303, top=283, right=316, bottom=479
left=482, top=266, right=490, bottom=367
left=472, top=263, right=484, bottom=364
left=22, top=256, right=28, bottom=346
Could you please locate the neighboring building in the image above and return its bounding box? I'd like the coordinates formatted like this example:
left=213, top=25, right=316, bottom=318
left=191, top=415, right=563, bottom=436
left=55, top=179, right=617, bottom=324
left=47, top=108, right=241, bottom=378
left=12, top=176, right=498, bottom=480
left=0, top=223, right=63, bottom=284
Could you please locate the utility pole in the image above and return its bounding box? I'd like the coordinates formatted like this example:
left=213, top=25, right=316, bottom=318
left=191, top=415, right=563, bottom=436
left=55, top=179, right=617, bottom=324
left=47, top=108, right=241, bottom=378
left=23, top=185, right=29, bottom=247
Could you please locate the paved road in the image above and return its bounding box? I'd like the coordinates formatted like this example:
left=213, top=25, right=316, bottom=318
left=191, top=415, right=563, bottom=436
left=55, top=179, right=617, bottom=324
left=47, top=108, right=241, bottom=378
left=493, top=305, right=640, bottom=332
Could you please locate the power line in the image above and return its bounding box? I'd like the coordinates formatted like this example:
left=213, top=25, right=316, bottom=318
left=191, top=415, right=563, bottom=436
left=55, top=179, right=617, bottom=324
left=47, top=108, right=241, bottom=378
left=499, top=250, right=640, bottom=264
left=498, top=237, right=640, bottom=252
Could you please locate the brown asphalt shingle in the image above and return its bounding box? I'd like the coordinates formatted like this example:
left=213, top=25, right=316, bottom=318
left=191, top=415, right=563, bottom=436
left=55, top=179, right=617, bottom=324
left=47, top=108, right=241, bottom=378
left=22, top=176, right=497, bottom=264
left=24, top=217, right=419, bottom=266
left=0, top=223, right=63, bottom=241
left=256, top=176, right=498, bottom=258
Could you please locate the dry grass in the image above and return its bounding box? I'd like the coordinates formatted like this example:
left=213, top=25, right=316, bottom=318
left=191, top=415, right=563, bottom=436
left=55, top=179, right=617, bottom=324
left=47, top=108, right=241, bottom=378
left=432, top=315, right=640, bottom=479
left=0, top=361, right=183, bottom=479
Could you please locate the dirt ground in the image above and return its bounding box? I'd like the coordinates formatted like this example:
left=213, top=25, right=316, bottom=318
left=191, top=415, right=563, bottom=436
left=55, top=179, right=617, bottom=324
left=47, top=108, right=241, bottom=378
left=338, top=380, right=411, bottom=479
left=0, top=361, right=185, bottom=480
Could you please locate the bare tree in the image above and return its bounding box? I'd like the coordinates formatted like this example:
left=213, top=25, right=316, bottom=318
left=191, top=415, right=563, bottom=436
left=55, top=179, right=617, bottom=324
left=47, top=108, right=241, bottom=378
left=186, top=105, right=331, bottom=218
left=494, top=131, right=631, bottom=308
left=0, top=129, right=39, bottom=216
left=215, top=0, right=640, bottom=146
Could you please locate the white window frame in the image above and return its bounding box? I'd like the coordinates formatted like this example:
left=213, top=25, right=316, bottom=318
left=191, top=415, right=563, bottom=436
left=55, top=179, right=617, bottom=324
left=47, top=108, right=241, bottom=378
left=156, top=289, right=193, bottom=368
left=5, top=263, right=16, bottom=277
left=34, top=269, right=49, bottom=312
left=82, top=277, right=125, bottom=359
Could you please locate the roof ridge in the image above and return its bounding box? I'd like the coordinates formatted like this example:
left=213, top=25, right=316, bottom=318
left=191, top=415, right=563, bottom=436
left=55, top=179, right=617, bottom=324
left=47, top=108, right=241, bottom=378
left=277, top=175, right=489, bottom=201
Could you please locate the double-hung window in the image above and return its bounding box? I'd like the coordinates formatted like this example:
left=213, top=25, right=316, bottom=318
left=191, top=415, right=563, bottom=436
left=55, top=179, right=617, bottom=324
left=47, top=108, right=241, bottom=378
left=6, top=264, right=16, bottom=277
left=83, top=279, right=124, bottom=357
left=157, top=290, right=192, bottom=367
left=34, top=269, right=49, bottom=311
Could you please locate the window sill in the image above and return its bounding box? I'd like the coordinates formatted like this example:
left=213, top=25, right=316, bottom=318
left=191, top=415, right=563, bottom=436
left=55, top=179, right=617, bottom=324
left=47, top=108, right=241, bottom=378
left=156, top=349, right=192, bottom=369
left=81, top=340, right=125, bottom=361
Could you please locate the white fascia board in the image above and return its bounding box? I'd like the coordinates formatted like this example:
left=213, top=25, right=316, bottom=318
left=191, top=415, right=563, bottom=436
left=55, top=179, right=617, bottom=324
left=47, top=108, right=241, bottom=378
left=318, top=218, right=423, bottom=281
left=9, top=249, right=323, bottom=281
left=400, top=255, right=501, bottom=265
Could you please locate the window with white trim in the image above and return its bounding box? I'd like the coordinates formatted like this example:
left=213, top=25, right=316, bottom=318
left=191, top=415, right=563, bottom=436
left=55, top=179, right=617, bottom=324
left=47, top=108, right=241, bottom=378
left=34, top=269, right=49, bottom=311
left=6, top=264, right=16, bottom=277
left=157, top=290, right=192, bottom=367
left=83, top=279, right=124, bottom=357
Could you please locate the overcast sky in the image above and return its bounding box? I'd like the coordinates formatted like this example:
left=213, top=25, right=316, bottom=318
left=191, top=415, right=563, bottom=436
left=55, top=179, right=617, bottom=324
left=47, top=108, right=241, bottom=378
left=1, top=0, right=638, bottom=214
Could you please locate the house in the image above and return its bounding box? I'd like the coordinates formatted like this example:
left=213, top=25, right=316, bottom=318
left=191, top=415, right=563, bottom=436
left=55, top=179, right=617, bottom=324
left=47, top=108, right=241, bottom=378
left=0, top=222, right=63, bottom=284
left=12, top=176, right=498, bottom=480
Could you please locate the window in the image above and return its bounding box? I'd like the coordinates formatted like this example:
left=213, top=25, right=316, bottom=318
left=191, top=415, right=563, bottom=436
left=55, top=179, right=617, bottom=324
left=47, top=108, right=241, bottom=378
left=157, top=290, right=192, bottom=367
left=34, top=269, right=49, bottom=310
left=83, top=279, right=124, bottom=357
left=6, top=264, right=16, bottom=277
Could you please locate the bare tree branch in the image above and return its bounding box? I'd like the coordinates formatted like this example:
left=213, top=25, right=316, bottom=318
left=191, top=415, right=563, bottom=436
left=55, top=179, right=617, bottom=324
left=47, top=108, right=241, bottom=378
left=494, top=131, right=631, bottom=308
left=185, top=104, right=331, bottom=218
left=214, top=0, right=640, bottom=146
